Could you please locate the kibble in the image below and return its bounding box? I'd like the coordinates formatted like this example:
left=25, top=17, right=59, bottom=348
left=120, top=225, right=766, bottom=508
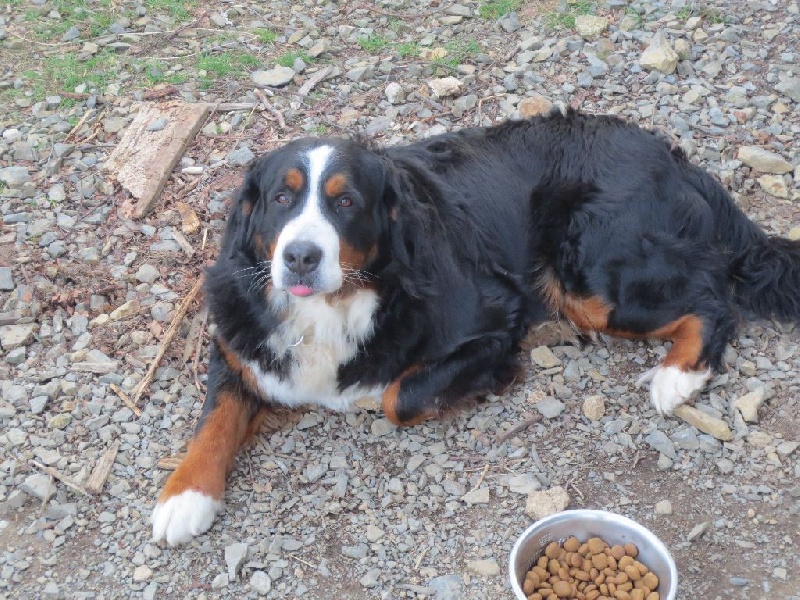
left=522, top=537, right=661, bottom=600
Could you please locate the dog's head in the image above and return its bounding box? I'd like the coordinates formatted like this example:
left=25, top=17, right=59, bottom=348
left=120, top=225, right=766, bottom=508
left=231, top=138, right=388, bottom=298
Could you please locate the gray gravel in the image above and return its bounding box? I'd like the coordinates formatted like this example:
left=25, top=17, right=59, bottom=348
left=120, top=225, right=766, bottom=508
left=1, top=0, right=799, bottom=599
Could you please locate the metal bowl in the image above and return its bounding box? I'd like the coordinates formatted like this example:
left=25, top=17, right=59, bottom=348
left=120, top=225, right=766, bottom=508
left=509, top=509, right=678, bottom=600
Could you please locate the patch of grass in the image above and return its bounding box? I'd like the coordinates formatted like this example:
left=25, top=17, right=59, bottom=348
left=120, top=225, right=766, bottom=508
left=276, top=50, right=312, bottom=67
left=43, top=51, right=119, bottom=93
left=144, top=0, right=196, bottom=21
left=196, top=51, right=259, bottom=87
left=89, top=11, right=114, bottom=36
left=544, top=0, right=595, bottom=29
left=478, top=0, right=522, bottom=20
left=700, top=6, right=727, bottom=24
left=311, top=123, right=328, bottom=135
left=675, top=4, right=693, bottom=20
left=433, top=38, right=481, bottom=68
left=253, top=28, right=278, bottom=44
left=358, top=33, right=391, bottom=53
left=397, top=41, right=420, bottom=59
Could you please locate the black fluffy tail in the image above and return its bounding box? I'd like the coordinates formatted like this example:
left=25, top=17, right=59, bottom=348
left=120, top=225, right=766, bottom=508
left=697, top=168, right=800, bottom=321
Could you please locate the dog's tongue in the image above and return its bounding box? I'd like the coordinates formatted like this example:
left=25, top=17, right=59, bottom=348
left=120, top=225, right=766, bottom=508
left=289, top=285, right=314, bottom=297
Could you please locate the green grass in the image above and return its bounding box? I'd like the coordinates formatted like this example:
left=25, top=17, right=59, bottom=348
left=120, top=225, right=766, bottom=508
left=144, top=0, right=196, bottom=21
left=197, top=51, right=260, bottom=87
left=544, top=0, right=595, bottom=29
left=253, top=28, right=278, bottom=44
left=675, top=4, right=693, bottom=20
left=478, top=0, right=522, bottom=19
left=700, top=6, right=728, bottom=23
left=276, top=50, right=312, bottom=67
left=43, top=52, right=119, bottom=93
left=397, top=41, right=420, bottom=59
left=432, top=38, right=481, bottom=68
left=358, top=33, right=391, bottom=53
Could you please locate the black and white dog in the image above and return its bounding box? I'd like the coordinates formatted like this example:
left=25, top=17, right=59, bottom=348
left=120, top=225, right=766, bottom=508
left=152, top=110, right=800, bottom=545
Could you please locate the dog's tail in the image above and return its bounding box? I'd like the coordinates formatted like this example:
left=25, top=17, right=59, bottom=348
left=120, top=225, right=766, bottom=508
left=697, top=167, right=800, bottom=321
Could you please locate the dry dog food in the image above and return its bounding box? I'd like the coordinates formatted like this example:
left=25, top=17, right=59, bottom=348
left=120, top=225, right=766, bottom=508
left=522, top=536, right=660, bottom=600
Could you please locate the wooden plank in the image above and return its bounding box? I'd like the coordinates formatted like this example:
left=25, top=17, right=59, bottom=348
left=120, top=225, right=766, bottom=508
left=105, top=101, right=210, bottom=219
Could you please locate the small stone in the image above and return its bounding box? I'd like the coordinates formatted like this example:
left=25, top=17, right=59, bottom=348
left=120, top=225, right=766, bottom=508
left=776, top=441, right=798, bottom=456
left=225, top=542, right=248, bottom=581
left=385, top=82, right=405, bottom=104
left=250, top=571, right=272, bottom=595
left=640, top=30, right=679, bottom=74
left=747, top=431, right=773, bottom=448
left=645, top=430, right=677, bottom=459
left=371, top=418, right=396, bottom=436
left=673, top=405, right=733, bottom=441
left=582, top=395, right=605, bottom=421
left=574, top=15, right=608, bottom=39
left=103, top=117, right=126, bottom=133
left=135, top=264, right=160, bottom=284
left=518, top=95, right=553, bottom=118
left=308, top=39, right=329, bottom=58
left=226, top=146, right=256, bottom=167
left=737, top=147, right=793, bottom=174
left=757, top=175, right=789, bottom=198
left=147, top=117, right=168, bottom=132
left=359, top=568, right=382, bottom=588
left=0, top=166, right=31, bottom=187
left=775, top=77, right=800, bottom=102
left=530, top=346, right=561, bottom=368
left=49, top=414, right=72, bottom=430
left=687, top=521, right=709, bottom=542
left=773, top=567, right=788, bottom=580
left=21, top=473, right=57, bottom=502
left=464, top=558, right=500, bottom=577
left=734, top=388, right=767, bottom=423
left=459, top=484, right=491, bottom=505
left=428, top=77, right=464, bottom=98
left=655, top=500, right=673, bottom=515
left=110, top=299, right=141, bottom=321
left=133, top=565, right=153, bottom=582
left=525, top=486, right=570, bottom=519
left=252, top=66, right=295, bottom=87
left=428, top=574, right=462, bottom=599
left=345, top=66, right=373, bottom=82
left=29, top=396, right=48, bottom=415
left=0, top=324, right=36, bottom=350
left=211, top=573, right=229, bottom=590
left=534, top=396, right=565, bottom=419
left=365, top=524, right=385, bottom=542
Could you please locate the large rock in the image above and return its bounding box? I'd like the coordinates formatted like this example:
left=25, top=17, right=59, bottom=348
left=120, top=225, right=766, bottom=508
left=0, top=323, right=36, bottom=350
left=673, top=405, right=733, bottom=441
left=575, top=15, right=608, bottom=39
left=734, top=388, right=767, bottom=423
left=639, top=30, right=679, bottom=74
left=0, top=166, right=30, bottom=187
left=428, top=77, right=464, bottom=98
left=525, top=486, right=570, bottom=519
left=737, top=146, right=793, bottom=174
left=252, top=66, right=295, bottom=87
left=758, top=175, right=789, bottom=198
left=518, top=94, right=553, bottom=118
left=775, top=77, right=800, bottom=102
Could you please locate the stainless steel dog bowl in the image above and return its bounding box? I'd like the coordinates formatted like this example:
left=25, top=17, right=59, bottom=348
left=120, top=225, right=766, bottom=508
left=509, top=509, right=678, bottom=600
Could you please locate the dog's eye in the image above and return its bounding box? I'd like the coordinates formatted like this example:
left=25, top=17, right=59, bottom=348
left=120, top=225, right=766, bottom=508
left=337, top=196, right=352, bottom=208
left=275, top=193, right=289, bottom=205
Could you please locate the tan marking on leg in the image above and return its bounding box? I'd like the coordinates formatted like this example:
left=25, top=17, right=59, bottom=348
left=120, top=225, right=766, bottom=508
left=324, top=173, right=347, bottom=198
left=158, top=390, right=250, bottom=502
left=215, top=337, right=262, bottom=394
left=285, top=168, right=303, bottom=192
left=650, top=314, right=705, bottom=370
left=381, top=365, right=438, bottom=427
left=241, top=199, right=253, bottom=216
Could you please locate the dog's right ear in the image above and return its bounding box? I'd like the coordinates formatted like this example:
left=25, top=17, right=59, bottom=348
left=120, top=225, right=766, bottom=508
left=222, top=153, right=276, bottom=258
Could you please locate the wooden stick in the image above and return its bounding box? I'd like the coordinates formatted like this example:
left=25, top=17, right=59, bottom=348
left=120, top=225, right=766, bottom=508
left=30, top=461, right=89, bottom=497
left=157, top=455, right=184, bottom=471
left=254, top=89, right=287, bottom=130
left=297, top=66, right=332, bottom=97
left=85, top=441, right=121, bottom=494
left=496, top=413, right=543, bottom=444
left=109, top=383, right=142, bottom=417
left=131, top=277, right=204, bottom=407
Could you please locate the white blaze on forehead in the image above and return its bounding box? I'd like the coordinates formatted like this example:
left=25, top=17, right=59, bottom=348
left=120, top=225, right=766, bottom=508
left=271, top=144, right=343, bottom=292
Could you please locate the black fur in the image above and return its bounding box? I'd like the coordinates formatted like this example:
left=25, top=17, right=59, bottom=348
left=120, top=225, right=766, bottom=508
left=202, top=109, right=800, bottom=425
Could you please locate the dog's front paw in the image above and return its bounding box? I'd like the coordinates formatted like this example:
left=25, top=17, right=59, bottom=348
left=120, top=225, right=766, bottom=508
left=152, top=490, right=222, bottom=546
left=643, top=365, right=711, bottom=415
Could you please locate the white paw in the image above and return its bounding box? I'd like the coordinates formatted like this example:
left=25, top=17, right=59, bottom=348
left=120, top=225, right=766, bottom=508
left=152, top=490, right=222, bottom=546
left=646, top=365, right=711, bottom=415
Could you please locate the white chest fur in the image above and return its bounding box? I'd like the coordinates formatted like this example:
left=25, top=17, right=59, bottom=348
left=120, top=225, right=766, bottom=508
left=247, top=289, right=385, bottom=411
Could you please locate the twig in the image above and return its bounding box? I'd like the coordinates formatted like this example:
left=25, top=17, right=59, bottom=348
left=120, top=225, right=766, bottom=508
left=414, top=546, right=430, bottom=570
left=496, top=413, right=543, bottom=444
left=472, top=464, right=490, bottom=491
left=30, top=460, right=89, bottom=497
left=254, top=89, right=287, bottom=130
left=288, top=554, right=315, bottom=568
left=356, top=4, right=444, bottom=18
left=213, top=102, right=261, bottom=112
left=157, top=455, right=184, bottom=471
left=109, top=383, right=142, bottom=417
left=65, top=108, right=95, bottom=143
left=85, top=441, right=121, bottom=494
left=296, top=66, right=333, bottom=97
left=131, top=277, right=204, bottom=407
left=182, top=307, right=207, bottom=363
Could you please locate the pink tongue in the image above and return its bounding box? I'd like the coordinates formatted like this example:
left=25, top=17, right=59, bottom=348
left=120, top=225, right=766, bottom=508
left=289, top=285, right=314, bottom=297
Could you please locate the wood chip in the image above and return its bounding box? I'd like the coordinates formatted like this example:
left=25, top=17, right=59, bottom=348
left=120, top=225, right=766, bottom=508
left=176, top=201, right=201, bottom=234
left=85, top=441, right=121, bottom=494
left=171, top=227, right=195, bottom=257
left=30, top=460, right=89, bottom=497
left=109, top=382, right=142, bottom=417
left=157, top=455, right=184, bottom=471
left=297, top=66, right=333, bottom=97
left=106, top=101, right=210, bottom=219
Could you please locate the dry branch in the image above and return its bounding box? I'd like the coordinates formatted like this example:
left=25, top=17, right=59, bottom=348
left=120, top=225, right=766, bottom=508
left=85, top=441, right=121, bottom=494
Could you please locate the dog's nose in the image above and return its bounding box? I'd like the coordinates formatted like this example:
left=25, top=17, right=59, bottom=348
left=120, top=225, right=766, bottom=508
left=283, top=241, right=322, bottom=275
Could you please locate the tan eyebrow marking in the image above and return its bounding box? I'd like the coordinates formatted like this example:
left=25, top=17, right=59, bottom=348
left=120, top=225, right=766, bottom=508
left=285, top=168, right=303, bottom=192
left=324, top=173, right=347, bottom=197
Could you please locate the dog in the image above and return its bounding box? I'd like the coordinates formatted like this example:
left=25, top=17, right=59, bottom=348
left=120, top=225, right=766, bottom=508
left=152, top=110, right=800, bottom=545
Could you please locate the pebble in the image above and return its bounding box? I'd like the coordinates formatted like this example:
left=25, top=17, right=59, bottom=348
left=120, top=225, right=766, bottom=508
left=640, top=30, right=679, bottom=73
left=250, top=571, right=272, bottom=595
left=462, top=487, right=490, bottom=504
left=673, top=405, right=733, bottom=441
left=225, top=543, right=248, bottom=581
left=132, top=565, right=152, bottom=582
left=252, top=67, right=295, bottom=87
left=655, top=500, right=673, bottom=515
left=535, top=396, right=565, bottom=419
left=466, top=558, right=500, bottom=577
left=226, top=146, right=255, bottom=167
left=574, top=15, right=608, bottom=39
left=428, top=77, right=464, bottom=98
left=582, top=395, right=606, bottom=421
left=737, top=147, right=793, bottom=174
left=525, top=486, right=570, bottom=519
left=734, top=388, right=766, bottom=422
left=21, top=474, right=57, bottom=502
left=0, top=267, right=14, bottom=290
left=530, top=346, right=561, bottom=368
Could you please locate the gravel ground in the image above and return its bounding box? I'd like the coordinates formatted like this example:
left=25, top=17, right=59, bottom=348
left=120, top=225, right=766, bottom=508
left=1, top=0, right=799, bottom=599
